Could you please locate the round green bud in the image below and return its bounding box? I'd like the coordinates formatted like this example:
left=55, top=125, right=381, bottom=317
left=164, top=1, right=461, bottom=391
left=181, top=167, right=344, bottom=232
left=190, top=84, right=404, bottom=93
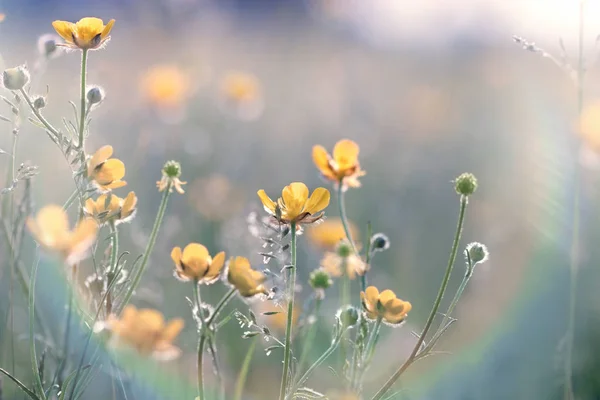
left=336, top=240, right=353, bottom=258
left=309, top=268, right=333, bottom=290
left=3, top=65, right=30, bottom=91
left=162, top=160, right=182, bottom=178
left=86, top=86, right=105, bottom=105
left=454, top=172, right=478, bottom=196
left=370, top=233, right=390, bottom=253
left=337, top=305, right=360, bottom=328
left=466, top=242, right=489, bottom=265
left=33, top=96, right=46, bottom=109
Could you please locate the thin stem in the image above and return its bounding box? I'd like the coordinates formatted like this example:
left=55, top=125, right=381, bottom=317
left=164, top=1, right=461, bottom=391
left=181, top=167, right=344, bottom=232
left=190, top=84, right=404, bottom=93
left=296, top=298, right=323, bottom=374
left=0, top=368, right=40, bottom=400
left=564, top=3, right=585, bottom=399
left=106, top=222, right=119, bottom=315
left=18, top=89, right=60, bottom=138
left=207, top=339, right=224, bottom=400
left=28, top=251, right=46, bottom=399
left=337, top=183, right=358, bottom=254
left=370, top=195, right=469, bottom=400
left=62, top=190, right=79, bottom=211
left=354, top=317, right=383, bottom=390
left=279, top=221, right=297, bottom=400
left=56, top=267, right=75, bottom=388
left=77, top=49, right=88, bottom=149
left=119, top=183, right=171, bottom=311
left=206, top=288, right=237, bottom=326
left=193, top=282, right=206, bottom=400
left=291, top=332, right=344, bottom=394
left=234, top=338, right=257, bottom=400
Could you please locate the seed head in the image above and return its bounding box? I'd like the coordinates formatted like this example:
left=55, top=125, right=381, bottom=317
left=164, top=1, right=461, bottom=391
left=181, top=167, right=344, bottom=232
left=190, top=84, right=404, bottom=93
left=454, top=173, right=478, bottom=196
left=309, top=268, right=333, bottom=290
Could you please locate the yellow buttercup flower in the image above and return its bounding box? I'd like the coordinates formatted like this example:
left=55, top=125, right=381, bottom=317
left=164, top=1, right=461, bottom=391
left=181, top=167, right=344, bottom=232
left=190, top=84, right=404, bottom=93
left=320, top=249, right=367, bottom=280
left=227, top=256, right=268, bottom=298
left=170, top=243, right=225, bottom=283
left=52, top=17, right=115, bottom=50
left=312, top=139, right=366, bottom=188
left=87, top=145, right=127, bottom=192
left=106, top=305, right=183, bottom=360
left=140, top=64, right=190, bottom=109
left=27, top=205, right=98, bottom=265
left=257, top=182, right=330, bottom=225
left=360, top=286, right=411, bottom=325
left=307, top=217, right=359, bottom=249
left=84, top=191, right=137, bottom=225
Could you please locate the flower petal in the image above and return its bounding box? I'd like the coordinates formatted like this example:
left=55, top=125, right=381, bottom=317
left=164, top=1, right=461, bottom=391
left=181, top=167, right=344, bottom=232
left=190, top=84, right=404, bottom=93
left=101, top=19, right=115, bottom=40
left=312, top=145, right=336, bottom=179
left=205, top=251, right=226, bottom=280
left=282, top=182, right=309, bottom=219
left=304, top=187, right=330, bottom=215
left=170, top=246, right=182, bottom=267
left=88, top=145, right=113, bottom=175
left=378, top=289, right=396, bottom=305
left=333, top=139, right=360, bottom=171
left=257, top=189, right=276, bottom=214
left=75, top=17, right=105, bottom=44
left=93, top=159, right=125, bottom=185
left=31, top=205, right=70, bottom=248
left=181, top=243, right=210, bottom=278
left=66, top=218, right=98, bottom=264
left=161, top=318, right=184, bottom=342
left=52, top=20, right=76, bottom=43
left=364, top=286, right=379, bottom=312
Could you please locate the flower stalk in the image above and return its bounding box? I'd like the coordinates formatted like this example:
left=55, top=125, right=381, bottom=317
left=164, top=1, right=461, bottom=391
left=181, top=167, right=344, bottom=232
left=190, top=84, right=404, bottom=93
left=77, top=49, right=88, bottom=149
left=370, top=195, right=468, bottom=400
left=194, top=281, right=206, bottom=400
left=279, top=221, right=297, bottom=400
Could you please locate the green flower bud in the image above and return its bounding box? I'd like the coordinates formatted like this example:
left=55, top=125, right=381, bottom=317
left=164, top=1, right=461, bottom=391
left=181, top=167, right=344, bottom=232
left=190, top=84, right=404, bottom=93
left=33, top=96, right=46, bottom=109
left=309, top=268, right=332, bottom=290
left=163, top=160, right=182, bottom=178
left=466, top=242, right=489, bottom=265
left=454, top=173, right=478, bottom=196
left=3, top=65, right=30, bottom=91
left=336, top=305, right=360, bottom=328
left=335, top=240, right=353, bottom=258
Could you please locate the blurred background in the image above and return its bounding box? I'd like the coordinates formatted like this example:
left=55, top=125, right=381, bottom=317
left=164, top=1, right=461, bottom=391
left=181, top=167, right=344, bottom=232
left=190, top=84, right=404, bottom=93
left=2, top=0, right=600, bottom=399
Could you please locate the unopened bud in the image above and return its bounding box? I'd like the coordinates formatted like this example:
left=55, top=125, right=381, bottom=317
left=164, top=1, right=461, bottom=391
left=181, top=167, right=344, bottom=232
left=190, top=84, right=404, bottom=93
left=370, top=233, right=390, bottom=253
left=86, top=86, right=105, bottom=105
left=335, top=240, right=353, bottom=258
left=454, top=173, right=478, bottom=196
left=163, top=160, right=182, bottom=178
left=465, top=242, right=489, bottom=265
left=309, top=268, right=332, bottom=290
left=33, top=96, right=46, bottom=109
left=37, top=34, right=61, bottom=59
left=3, top=65, right=30, bottom=91
left=336, top=305, right=359, bottom=328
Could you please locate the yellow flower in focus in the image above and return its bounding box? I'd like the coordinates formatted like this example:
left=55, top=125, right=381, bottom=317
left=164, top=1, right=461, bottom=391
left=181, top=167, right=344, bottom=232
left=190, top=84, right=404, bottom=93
left=140, top=65, right=190, bottom=109
left=360, top=286, right=411, bottom=325
left=87, top=145, right=127, bottom=192
left=52, top=17, right=115, bottom=50
left=321, top=248, right=367, bottom=280
left=107, top=305, right=183, bottom=360
left=84, top=191, right=137, bottom=225
left=227, top=256, right=268, bottom=298
left=313, top=139, right=366, bottom=188
left=257, top=182, right=330, bottom=225
left=27, top=205, right=98, bottom=265
left=170, top=243, right=225, bottom=283
left=307, top=217, right=359, bottom=249
left=579, top=101, right=600, bottom=152
left=256, top=301, right=300, bottom=332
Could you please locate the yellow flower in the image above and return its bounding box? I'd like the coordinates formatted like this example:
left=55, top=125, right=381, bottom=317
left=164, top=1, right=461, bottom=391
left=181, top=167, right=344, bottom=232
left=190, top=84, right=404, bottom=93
left=221, top=71, right=260, bottom=103
left=257, top=182, right=330, bottom=225
left=256, top=301, right=300, bottom=332
left=87, top=145, right=127, bottom=192
left=27, top=205, right=98, bottom=265
left=360, top=286, right=411, bottom=325
left=84, top=191, right=137, bottom=225
left=170, top=243, right=225, bottom=283
left=312, top=139, right=366, bottom=188
left=0, top=14, right=5, bottom=23
left=307, top=217, right=359, bottom=249
left=227, top=256, right=268, bottom=298
left=320, top=249, right=367, bottom=280
left=106, top=305, right=183, bottom=360
left=140, top=64, right=190, bottom=108
left=52, top=17, right=115, bottom=50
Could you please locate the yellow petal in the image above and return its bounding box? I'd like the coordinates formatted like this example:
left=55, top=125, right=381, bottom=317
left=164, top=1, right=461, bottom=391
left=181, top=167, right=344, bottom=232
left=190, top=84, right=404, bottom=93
left=84, top=198, right=96, bottom=215
left=101, top=19, right=115, bottom=40
left=138, top=309, right=165, bottom=332
left=52, top=20, right=76, bottom=43
left=93, top=159, right=125, bottom=185
left=103, top=180, right=127, bottom=190
left=205, top=251, right=226, bottom=280
left=121, top=191, right=137, bottom=217
left=31, top=205, right=70, bottom=248
left=257, top=189, right=277, bottom=214
left=161, top=318, right=184, bottom=342
left=312, top=145, right=336, bottom=179
left=66, top=218, right=98, bottom=263
left=304, top=187, right=330, bottom=215
left=75, top=17, right=105, bottom=43
left=171, top=246, right=182, bottom=267
left=333, top=139, right=360, bottom=171
left=364, top=286, right=379, bottom=311
left=282, top=182, right=309, bottom=219
left=378, top=289, right=396, bottom=305
left=88, top=145, right=113, bottom=175
left=181, top=243, right=210, bottom=278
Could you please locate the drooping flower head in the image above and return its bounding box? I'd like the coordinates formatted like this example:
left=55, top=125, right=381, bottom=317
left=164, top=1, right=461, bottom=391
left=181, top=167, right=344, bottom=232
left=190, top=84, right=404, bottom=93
left=257, top=182, right=330, bottom=225
left=360, top=286, right=411, bottom=325
left=170, top=243, right=225, bottom=283
left=27, top=205, right=98, bottom=265
left=313, top=139, right=366, bottom=189
left=156, top=160, right=186, bottom=194
left=84, top=191, right=137, bottom=225
left=227, top=256, right=268, bottom=298
left=106, top=305, right=183, bottom=360
left=307, top=217, right=359, bottom=249
left=52, top=17, right=115, bottom=50
left=87, top=145, right=127, bottom=192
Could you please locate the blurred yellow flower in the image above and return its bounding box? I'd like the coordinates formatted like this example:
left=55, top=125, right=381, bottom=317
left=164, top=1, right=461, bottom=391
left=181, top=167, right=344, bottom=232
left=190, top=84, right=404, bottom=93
left=227, top=256, right=268, bottom=298
left=88, top=145, right=127, bottom=192
left=307, top=217, right=359, bottom=249
left=579, top=101, right=600, bottom=152
left=313, top=139, right=366, bottom=188
left=170, top=243, right=225, bottom=283
left=218, top=71, right=263, bottom=120
left=107, top=305, right=183, bottom=360
left=189, top=174, right=244, bottom=221
left=257, top=182, right=330, bottom=225
left=360, top=286, right=411, bottom=325
left=140, top=64, right=190, bottom=109
left=256, top=301, right=299, bottom=332
left=52, top=17, right=115, bottom=50
left=320, top=248, right=367, bottom=280
left=0, top=14, right=5, bottom=23
left=27, top=205, right=98, bottom=265
left=84, top=191, right=137, bottom=225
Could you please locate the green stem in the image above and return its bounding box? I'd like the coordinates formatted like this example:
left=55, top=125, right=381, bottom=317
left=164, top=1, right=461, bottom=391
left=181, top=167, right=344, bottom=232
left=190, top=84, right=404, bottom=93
left=194, top=282, right=206, bottom=400
left=28, top=252, right=46, bottom=399
left=118, top=183, right=171, bottom=312
left=62, top=190, right=79, bottom=211
left=370, top=195, right=468, bottom=400
left=354, top=317, right=383, bottom=390
left=206, top=288, right=237, bottom=326
left=18, top=89, right=60, bottom=138
left=108, top=222, right=119, bottom=273
left=279, top=221, right=297, bottom=400
left=0, top=368, right=40, bottom=400
left=296, top=298, right=322, bottom=375
left=234, top=338, right=257, bottom=400
left=77, top=49, right=88, bottom=149
left=337, top=182, right=358, bottom=254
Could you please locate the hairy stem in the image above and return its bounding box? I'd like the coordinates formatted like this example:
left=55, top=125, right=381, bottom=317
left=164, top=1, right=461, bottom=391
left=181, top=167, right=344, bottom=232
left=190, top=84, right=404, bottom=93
left=77, top=49, right=88, bottom=149
left=194, top=281, right=206, bottom=400
left=279, top=221, right=297, bottom=400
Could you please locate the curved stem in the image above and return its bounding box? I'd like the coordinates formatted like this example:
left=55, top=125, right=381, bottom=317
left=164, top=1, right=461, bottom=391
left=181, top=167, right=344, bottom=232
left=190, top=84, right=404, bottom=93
left=28, top=251, right=46, bottom=399
left=206, top=288, right=237, bottom=326
left=296, top=298, right=322, bottom=375
left=106, top=222, right=119, bottom=315
left=119, top=183, right=171, bottom=312
left=279, top=221, right=297, bottom=400
left=234, top=338, right=257, bottom=400
left=370, top=195, right=468, bottom=400
left=18, top=89, right=60, bottom=138
left=77, top=49, right=88, bottom=149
